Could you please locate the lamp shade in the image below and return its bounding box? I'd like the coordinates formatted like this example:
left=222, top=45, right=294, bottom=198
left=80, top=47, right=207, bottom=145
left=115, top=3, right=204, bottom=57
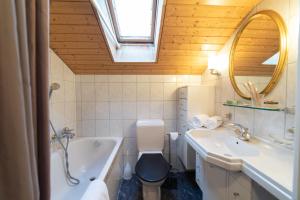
left=208, top=55, right=219, bottom=70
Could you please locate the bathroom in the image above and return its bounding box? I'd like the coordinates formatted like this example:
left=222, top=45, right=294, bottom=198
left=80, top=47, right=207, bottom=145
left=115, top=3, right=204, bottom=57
left=1, top=0, right=300, bottom=200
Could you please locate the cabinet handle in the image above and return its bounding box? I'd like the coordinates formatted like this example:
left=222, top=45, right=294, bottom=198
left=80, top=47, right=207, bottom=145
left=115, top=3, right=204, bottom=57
left=233, top=192, right=239, bottom=197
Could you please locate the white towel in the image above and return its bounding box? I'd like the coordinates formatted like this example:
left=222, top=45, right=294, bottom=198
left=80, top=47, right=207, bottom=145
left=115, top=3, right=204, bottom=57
left=203, top=116, right=223, bottom=130
left=81, top=180, right=110, bottom=200
left=189, top=114, right=209, bottom=128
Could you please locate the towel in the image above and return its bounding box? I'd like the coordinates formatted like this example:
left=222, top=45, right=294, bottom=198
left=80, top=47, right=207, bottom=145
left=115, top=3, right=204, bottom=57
left=189, top=114, right=209, bottom=128
left=81, top=180, right=110, bottom=200
left=203, top=116, right=223, bottom=130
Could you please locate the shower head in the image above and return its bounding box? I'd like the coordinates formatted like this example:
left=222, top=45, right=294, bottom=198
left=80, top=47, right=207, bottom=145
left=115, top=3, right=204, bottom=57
left=49, top=82, right=60, bottom=98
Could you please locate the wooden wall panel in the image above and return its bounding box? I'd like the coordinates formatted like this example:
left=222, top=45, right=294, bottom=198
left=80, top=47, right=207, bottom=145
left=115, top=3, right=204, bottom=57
left=50, top=15, right=98, bottom=25
left=50, top=0, right=261, bottom=74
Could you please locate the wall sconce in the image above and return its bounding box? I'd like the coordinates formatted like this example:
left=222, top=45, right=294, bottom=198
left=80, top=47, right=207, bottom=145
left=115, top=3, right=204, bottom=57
left=208, top=55, right=221, bottom=76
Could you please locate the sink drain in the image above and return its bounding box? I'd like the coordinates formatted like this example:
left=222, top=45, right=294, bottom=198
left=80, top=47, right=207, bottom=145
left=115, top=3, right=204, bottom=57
left=89, top=177, right=96, bottom=181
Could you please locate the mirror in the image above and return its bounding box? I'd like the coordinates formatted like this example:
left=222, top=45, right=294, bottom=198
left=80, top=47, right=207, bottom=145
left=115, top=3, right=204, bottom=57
left=229, top=10, right=287, bottom=99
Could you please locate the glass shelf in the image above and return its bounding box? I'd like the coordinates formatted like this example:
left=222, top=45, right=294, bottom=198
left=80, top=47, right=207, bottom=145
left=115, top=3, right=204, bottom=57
left=223, top=103, right=282, bottom=111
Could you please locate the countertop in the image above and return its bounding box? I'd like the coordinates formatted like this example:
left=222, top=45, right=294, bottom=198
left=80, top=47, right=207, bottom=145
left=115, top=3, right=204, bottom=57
left=185, top=127, right=294, bottom=200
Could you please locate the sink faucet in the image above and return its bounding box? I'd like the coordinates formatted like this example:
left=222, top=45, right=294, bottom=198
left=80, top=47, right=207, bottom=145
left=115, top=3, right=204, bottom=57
left=226, top=123, right=251, bottom=141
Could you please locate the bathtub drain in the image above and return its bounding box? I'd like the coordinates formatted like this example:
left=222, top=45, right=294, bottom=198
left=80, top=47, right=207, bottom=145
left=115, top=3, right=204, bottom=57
left=89, top=177, right=96, bottom=181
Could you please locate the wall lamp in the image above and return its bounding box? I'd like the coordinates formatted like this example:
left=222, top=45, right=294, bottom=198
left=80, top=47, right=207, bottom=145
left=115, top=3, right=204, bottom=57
left=208, top=55, right=221, bottom=76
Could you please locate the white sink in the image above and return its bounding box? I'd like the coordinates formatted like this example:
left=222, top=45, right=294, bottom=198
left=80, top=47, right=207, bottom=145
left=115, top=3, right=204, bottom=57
left=185, top=127, right=294, bottom=200
left=188, top=129, right=259, bottom=159
left=224, top=136, right=260, bottom=157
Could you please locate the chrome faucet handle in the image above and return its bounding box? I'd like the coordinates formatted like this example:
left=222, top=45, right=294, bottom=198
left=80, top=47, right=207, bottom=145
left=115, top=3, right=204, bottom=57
left=225, top=122, right=250, bottom=141
left=241, top=130, right=251, bottom=141
left=241, top=127, right=249, bottom=134
left=63, top=127, right=74, bottom=132
left=226, top=123, right=244, bottom=132
left=226, top=122, right=243, bottom=129
left=62, top=127, right=75, bottom=139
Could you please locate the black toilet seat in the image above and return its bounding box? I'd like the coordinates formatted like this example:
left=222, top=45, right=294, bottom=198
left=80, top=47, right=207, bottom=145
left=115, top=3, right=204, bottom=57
left=135, top=153, right=171, bottom=183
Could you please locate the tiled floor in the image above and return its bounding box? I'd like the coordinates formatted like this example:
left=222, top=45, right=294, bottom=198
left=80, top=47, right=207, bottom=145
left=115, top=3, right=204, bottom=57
left=118, top=172, right=202, bottom=200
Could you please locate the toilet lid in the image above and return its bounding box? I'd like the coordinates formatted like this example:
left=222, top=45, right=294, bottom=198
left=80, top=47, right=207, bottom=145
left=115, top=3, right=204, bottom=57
left=135, top=154, right=171, bottom=183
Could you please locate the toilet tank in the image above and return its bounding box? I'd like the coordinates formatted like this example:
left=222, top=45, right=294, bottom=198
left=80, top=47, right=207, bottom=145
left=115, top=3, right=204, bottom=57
left=136, top=119, right=164, bottom=152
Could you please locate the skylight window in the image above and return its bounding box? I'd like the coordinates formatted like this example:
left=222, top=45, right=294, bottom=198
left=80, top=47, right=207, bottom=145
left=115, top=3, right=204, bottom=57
left=262, top=52, right=279, bottom=65
left=107, top=0, right=156, bottom=43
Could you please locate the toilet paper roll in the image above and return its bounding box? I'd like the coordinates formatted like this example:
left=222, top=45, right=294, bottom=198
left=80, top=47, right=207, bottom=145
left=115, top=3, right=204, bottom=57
left=170, top=132, right=179, bottom=141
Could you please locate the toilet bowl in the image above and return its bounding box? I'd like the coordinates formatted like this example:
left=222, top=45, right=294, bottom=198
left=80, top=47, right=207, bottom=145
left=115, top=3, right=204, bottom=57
left=135, top=120, right=171, bottom=200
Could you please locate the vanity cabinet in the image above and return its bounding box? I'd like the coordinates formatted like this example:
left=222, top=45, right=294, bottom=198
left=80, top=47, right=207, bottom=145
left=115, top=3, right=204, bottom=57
left=188, top=128, right=289, bottom=200
left=228, top=171, right=251, bottom=200
left=205, top=162, right=228, bottom=200
left=196, top=153, right=252, bottom=200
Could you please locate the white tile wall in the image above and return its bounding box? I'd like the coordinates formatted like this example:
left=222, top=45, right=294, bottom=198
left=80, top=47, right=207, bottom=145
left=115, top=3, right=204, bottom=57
left=96, top=102, right=110, bottom=119
left=76, top=74, right=201, bottom=168
left=202, top=0, right=298, bottom=143
left=49, top=49, right=76, bottom=147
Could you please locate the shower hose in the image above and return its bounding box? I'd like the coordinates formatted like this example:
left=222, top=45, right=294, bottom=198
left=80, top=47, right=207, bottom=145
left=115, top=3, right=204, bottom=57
left=50, top=121, right=80, bottom=185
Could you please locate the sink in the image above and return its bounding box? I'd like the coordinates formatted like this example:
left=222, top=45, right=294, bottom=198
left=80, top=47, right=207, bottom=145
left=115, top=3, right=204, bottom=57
left=185, top=127, right=294, bottom=200
left=187, top=129, right=259, bottom=157
left=224, top=136, right=260, bottom=157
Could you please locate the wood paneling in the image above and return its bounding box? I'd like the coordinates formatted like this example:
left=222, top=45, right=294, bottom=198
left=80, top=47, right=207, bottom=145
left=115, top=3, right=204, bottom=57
left=50, top=34, right=104, bottom=42
left=233, top=15, right=279, bottom=76
left=50, top=0, right=261, bottom=74
left=51, top=25, right=101, bottom=34
left=51, top=15, right=98, bottom=25
left=51, top=2, right=93, bottom=14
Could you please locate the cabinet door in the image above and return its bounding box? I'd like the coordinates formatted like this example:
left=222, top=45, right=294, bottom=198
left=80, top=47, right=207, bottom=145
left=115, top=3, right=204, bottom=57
left=229, top=188, right=251, bottom=200
left=228, top=172, right=251, bottom=200
left=203, top=163, right=228, bottom=200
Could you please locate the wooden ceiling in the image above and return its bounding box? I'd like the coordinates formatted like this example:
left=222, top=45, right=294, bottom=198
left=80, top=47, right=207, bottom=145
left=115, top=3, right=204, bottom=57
left=233, top=15, right=279, bottom=76
left=50, top=0, right=262, bottom=74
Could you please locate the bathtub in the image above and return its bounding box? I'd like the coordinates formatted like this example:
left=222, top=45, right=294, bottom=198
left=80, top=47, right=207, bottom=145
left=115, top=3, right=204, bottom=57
left=51, top=137, right=123, bottom=200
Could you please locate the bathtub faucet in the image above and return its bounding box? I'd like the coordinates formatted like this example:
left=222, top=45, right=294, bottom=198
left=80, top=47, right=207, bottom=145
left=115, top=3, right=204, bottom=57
left=61, top=127, right=76, bottom=139
left=51, top=127, right=75, bottom=143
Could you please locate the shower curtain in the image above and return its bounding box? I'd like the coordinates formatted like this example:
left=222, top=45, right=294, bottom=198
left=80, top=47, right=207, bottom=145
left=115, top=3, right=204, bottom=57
left=0, top=0, right=50, bottom=199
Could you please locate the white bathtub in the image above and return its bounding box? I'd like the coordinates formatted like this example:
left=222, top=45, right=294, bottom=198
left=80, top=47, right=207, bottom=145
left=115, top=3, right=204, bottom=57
left=51, top=137, right=123, bottom=200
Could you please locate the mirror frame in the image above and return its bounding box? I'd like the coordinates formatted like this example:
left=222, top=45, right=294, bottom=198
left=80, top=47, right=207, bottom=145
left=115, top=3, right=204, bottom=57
left=229, top=10, right=288, bottom=100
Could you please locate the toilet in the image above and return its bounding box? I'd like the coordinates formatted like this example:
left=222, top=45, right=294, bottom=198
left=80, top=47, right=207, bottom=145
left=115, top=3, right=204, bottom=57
left=135, top=119, right=171, bottom=200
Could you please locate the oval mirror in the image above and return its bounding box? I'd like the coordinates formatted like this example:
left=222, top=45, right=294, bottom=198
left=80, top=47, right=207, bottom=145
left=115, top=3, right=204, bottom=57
left=229, top=10, right=287, bottom=99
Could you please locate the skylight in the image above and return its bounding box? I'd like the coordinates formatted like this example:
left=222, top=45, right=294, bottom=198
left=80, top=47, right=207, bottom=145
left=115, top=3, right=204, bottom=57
left=108, top=0, right=156, bottom=43
left=262, top=52, right=279, bottom=65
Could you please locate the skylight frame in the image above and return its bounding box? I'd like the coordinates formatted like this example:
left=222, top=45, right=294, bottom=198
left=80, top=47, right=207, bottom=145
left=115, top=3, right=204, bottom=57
left=107, top=0, right=157, bottom=44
